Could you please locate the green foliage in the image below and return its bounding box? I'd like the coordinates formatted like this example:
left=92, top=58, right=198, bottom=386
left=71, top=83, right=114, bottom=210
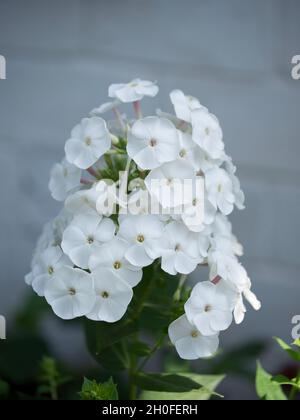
left=84, top=265, right=181, bottom=374
left=275, top=337, right=300, bottom=362
left=256, top=337, right=300, bottom=400
left=138, top=373, right=224, bottom=400
left=0, top=332, right=49, bottom=384
left=0, top=379, right=10, bottom=399
left=294, top=339, right=300, bottom=348
left=256, top=362, right=287, bottom=400
left=37, top=356, right=71, bottom=400
left=79, top=377, right=118, bottom=400
left=84, top=317, right=139, bottom=371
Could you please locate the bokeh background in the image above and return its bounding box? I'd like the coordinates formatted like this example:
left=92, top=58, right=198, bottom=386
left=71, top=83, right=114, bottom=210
left=0, top=0, right=299, bottom=399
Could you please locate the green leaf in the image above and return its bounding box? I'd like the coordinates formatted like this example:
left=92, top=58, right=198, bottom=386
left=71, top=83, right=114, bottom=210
left=256, top=362, right=287, bottom=400
left=273, top=375, right=300, bottom=389
left=133, top=266, right=181, bottom=333
left=274, top=337, right=300, bottom=362
left=37, top=356, right=71, bottom=400
left=84, top=318, right=138, bottom=371
left=139, top=374, right=224, bottom=400
left=293, top=339, right=300, bottom=349
left=164, top=355, right=191, bottom=374
left=79, top=377, right=118, bottom=400
left=0, top=379, right=10, bottom=399
left=130, top=341, right=151, bottom=357
left=135, top=373, right=201, bottom=393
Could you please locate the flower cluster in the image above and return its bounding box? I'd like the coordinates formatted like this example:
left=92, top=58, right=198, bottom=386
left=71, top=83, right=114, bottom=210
left=26, top=79, right=261, bottom=360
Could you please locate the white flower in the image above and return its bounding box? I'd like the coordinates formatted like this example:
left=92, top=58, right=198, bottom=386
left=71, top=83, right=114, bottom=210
left=168, top=315, right=219, bottom=360
left=156, top=108, right=182, bottom=126
left=231, top=276, right=261, bottom=324
left=208, top=235, right=241, bottom=265
left=25, top=272, right=34, bottom=286
left=205, top=167, right=235, bottom=215
left=95, top=180, right=119, bottom=216
left=213, top=256, right=248, bottom=286
left=65, top=181, right=118, bottom=217
left=87, top=271, right=133, bottom=322
left=52, top=209, right=73, bottom=245
left=30, top=246, right=72, bottom=297
left=170, top=90, right=207, bottom=123
left=89, top=237, right=143, bottom=288
left=225, top=159, right=245, bottom=210
left=31, top=221, right=56, bottom=266
left=61, top=214, right=115, bottom=269
left=127, top=117, right=180, bottom=170
left=211, top=213, right=233, bottom=236
left=202, top=198, right=217, bottom=227
left=180, top=176, right=205, bottom=232
left=65, top=117, right=111, bottom=169
left=185, top=281, right=236, bottom=336
left=44, top=266, right=95, bottom=320
left=49, top=159, right=81, bottom=201
left=193, top=148, right=225, bottom=173
left=127, top=188, right=151, bottom=216
left=177, top=130, right=199, bottom=169
left=145, top=160, right=195, bottom=209
left=109, top=79, right=159, bottom=103
left=118, top=215, right=164, bottom=267
left=197, top=226, right=212, bottom=259
left=90, top=100, right=121, bottom=116
left=65, top=186, right=98, bottom=216
left=191, top=109, right=224, bottom=159
left=153, top=221, right=201, bottom=275
left=211, top=214, right=243, bottom=257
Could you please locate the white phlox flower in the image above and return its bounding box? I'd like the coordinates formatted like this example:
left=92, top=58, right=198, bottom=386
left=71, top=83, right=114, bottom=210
left=109, top=79, right=159, bottom=103
left=191, top=109, right=224, bottom=159
left=90, top=99, right=121, bottom=116
left=170, top=89, right=207, bottom=123
left=30, top=246, right=72, bottom=297
left=65, top=117, right=111, bottom=169
left=152, top=221, right=202, bottom=275
left=184, top=280, right=237, bottom=336
left=168, top=315, right=219, bottom=360
left=26, top=79, right=259, bottom=361
left=205, top=167, right=235, bottom=215
left=87, top=271, right=133, bottom=322
left=49, top=159, right=81, bottom=201
left=89, top=237, right=143, bottom=288
left=118, top=215, right=164, bottom=267
left=177, top=130, right=199, bottom=169
left=145, top=160, right=196, bottom=209
left=127, top=117, right=180, bottom=170
left=44, top=266, right=95, bottom=320
left=61, top=213, right=115, bottom=269
left=65, top=186, right=99, bottom=216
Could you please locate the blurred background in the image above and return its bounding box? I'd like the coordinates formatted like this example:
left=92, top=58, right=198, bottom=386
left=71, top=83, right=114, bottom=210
left=0, top=0, right=299, bottom=399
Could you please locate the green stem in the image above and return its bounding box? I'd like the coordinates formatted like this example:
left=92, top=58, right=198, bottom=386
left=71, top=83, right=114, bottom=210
left=138, top=333, right=166, bottom=372
left=289, top=371, right=300, bottom=400
left=129, top=355, right=138, bottom=400
left=173, top=274, right=188, bottom=302
left=49, top=379, right=58, bottom=401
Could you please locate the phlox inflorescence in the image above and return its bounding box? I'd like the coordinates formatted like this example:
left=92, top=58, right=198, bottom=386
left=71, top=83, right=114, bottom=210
left=26, top=79, right=261, bottom=360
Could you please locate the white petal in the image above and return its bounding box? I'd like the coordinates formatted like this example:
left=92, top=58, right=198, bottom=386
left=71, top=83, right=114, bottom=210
left=175, top=253, right=198, bottom=274
left=125, top=244, right=153, bottom=267
left=210, top=310, right=233, bottom=332
left=88, top=270, right=133, bottom=322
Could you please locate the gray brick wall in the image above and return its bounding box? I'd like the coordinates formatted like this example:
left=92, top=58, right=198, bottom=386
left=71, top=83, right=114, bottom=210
left=0, top=0, right=299, bottom=392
